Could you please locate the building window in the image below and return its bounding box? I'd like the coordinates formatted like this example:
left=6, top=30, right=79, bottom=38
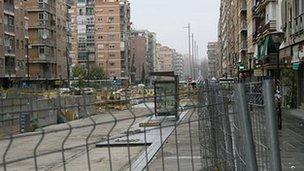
left=38, top=29, right=49, bottom=39
left=109, top=53, right=115, bottom=58
left=79, top=9, right=83, bottom=15
left=86, top=7, right=94, bottom=15
left=109, top=44, right=115, bottom=49
left=295, top=0, right=300, bottom=17
left=16, top=40, right=19, bottom=49
left=38, top=12, right=45, bottom=20
left=98, top=44, right=104, bottom=49
left=39, top=47, right=45, bottom=54
left=87, top=17, right=94, bottom=24
left=87, top=35, right=94, bottom=42
left=109, top=26, right=115, bottom=31
left=109, top=34, right=115, bottom=41
left=108, top=17, right=114, bottom=23
left=97, top=27, right=103, bottom=31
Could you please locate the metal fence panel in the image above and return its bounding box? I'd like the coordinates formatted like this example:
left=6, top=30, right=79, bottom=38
left=0, top=80, right=281, bottom=171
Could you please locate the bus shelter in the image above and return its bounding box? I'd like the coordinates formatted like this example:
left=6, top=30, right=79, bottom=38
left=150, top=72, right=179, bottom=120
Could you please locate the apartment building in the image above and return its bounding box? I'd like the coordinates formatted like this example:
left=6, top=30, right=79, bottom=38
left=251, top=0, right=283, bottom=77
left=130, top=30, right=156, bottom=83
left=182, top=54, right=191, bottom=79
left=70, top=0, right=131, bottom=79
left=22, top=0, right=71, bottom=83
left=218, top=0, right=238, bottom=77
left=172, top=51, right=184, bottom=80
left=218, top=0, right=284, bottom=79
left=280, top=0, right=304, bottom=108
left=207, top=42, right=220, bottom=79
left=156, top=43, right=174, bottom=72
left=0, top=0, right=29, bottom=87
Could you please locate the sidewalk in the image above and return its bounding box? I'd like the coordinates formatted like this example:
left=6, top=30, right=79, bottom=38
left=281, top=109, right=304, bottom=170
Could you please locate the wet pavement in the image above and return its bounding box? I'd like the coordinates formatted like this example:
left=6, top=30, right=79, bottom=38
left=280, top=109, right=304, bottom=171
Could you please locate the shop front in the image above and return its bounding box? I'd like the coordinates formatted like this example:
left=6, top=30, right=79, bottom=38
left=291, top=42, right=304, bottom=108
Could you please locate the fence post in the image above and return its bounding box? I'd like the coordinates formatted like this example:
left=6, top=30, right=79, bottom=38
left=222, top=89, right=234, bottom=169
left=235, top=83, right=257, bottom=171
left=206, top=82, right=218, bottom=167
left=263, top=80, right=282, bottom=171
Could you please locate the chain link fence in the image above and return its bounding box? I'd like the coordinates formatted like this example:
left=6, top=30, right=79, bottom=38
left=0, top=79, right=281, bottom=170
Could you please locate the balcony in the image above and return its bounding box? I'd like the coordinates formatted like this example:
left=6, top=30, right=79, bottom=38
left=4, top=24, right=15, bottom=35
left=38, top=20, right=52, bottom=27
left=240, top=41, right=248, bottom=51
left=240, top=21, right=247, bottom=32
left=240, top=1, right=247, bottom=13
left=253, top=0, right=276, bottom=14
left=87, top=47, right=95, bottom=52
left=32, top=55, right=55, bottom=64
left=5, top=56, right=16, bottom=75
left=260, top=53, right=278, bottom=68
left=25, top=29, right=29, bottom=38
left=38, top=3, right=50, bottom=11
left=293, top=13, right=304, bottom=34
left=4, top=45, right=15, bottom=55
left=4, top=3, right=14, bottom=14
left=86, top=0, right=94, bottom=6
left=255, top=20, right=276, bottom=39
left=32, top=38, right=55, bottom=47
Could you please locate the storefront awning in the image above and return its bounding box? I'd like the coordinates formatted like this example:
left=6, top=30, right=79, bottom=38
left=258, top=36, right=269, bottom=59
left=257, top=35, right=281, bottom=59
left=292, top=62, right=303, bottom=70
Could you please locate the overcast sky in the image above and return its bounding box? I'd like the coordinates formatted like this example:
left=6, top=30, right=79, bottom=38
left=130, top=0, right=220, bottom=59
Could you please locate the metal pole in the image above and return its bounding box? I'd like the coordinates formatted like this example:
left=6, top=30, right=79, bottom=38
left=196, top=43, right=199, bottom=79
left=263, top=79, right=282, bottom=171
left=235, top=82, right=258, bottom=171
left=66, top=47, right=70, bottom=88
left=191, top=33, right=195, bottom=79
left=26, top=41, right=30, bottom=83
left=185, top=24, right=193, bottom=79
left=193, top=41, right=197, bottom=80
left=87, top=53, right=90, bottom=86
left=276, top=50, right=280, bottom=81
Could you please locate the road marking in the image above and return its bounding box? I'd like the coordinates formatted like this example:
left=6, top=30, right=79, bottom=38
left=165, top=156, right=201, bottom=159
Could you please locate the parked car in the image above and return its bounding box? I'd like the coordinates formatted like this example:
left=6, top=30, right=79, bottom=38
left=83, top=87, right=95, bottom=95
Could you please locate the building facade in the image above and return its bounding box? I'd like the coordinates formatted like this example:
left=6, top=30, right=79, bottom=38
left=0, top=0, right=29, bottom=87
left=23, top=0, right=71, bottom=82
left=156, top=43, right=174, bottom=72
left=130, top=30, right=156, bottom=83
left=251, top=0, right=283, bottom=78
left=70, top=0, right=130, bottom=79
left=172, top=51, right=184, bottom=80
left=218, top=0, right=237, bottom=77
left=207, top=42, right=220, bottom=78
left=218, top=0, right=284, bottom=78
left=280, top=0, right=304, bottom=108
left=182, top=54, right=191, bottom=79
